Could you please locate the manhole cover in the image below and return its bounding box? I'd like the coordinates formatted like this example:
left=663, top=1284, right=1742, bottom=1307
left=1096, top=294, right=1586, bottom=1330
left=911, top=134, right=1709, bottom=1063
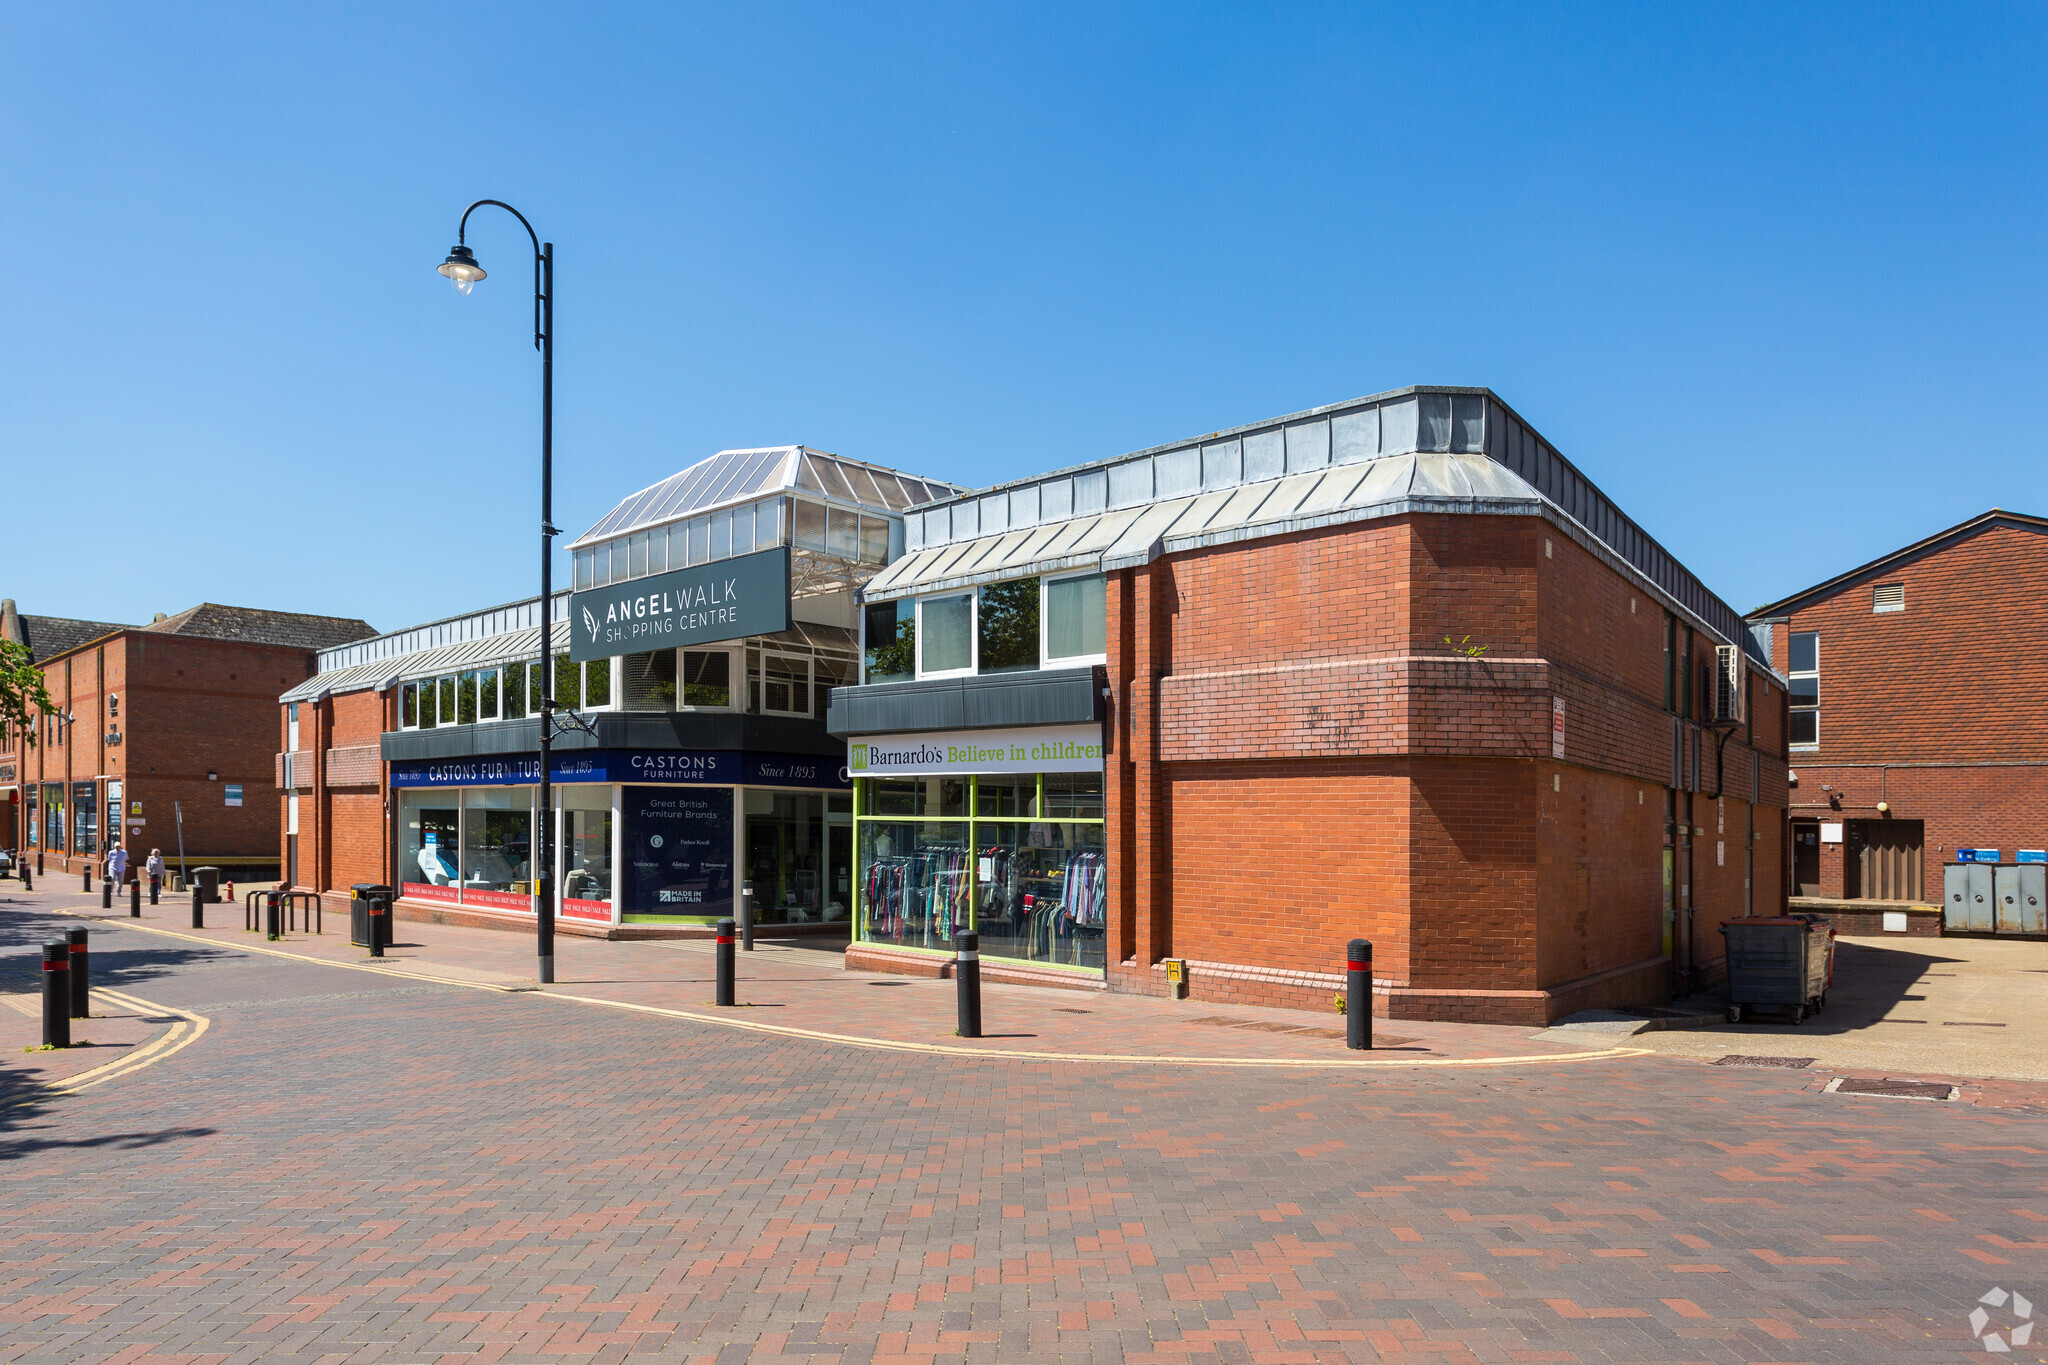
left=1714, top=1054, right=1814, bottom=1068
left=1831, top=1077, right=1957, bottom=1101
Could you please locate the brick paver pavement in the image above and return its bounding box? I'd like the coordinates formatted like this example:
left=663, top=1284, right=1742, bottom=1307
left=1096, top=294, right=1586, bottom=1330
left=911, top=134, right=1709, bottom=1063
left=1, top=895, right=2044, bottom=1363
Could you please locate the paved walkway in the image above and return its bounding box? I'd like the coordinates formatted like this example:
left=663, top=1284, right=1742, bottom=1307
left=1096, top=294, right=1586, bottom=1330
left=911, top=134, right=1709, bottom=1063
left=25, top=885, right=1642, bottom=1068
left=2, top=895, right=2045, bottom=1362
left=1635, top=933, right=2048, bottom=1082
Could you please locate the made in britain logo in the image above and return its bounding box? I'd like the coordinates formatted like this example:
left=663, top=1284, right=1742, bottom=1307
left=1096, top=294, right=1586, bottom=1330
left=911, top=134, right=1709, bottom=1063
left=1970, top=1286, right=2034, bottom=1352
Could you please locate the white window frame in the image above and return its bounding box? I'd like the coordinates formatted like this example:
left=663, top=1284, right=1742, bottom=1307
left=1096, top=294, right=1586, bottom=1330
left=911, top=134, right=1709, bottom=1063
left=477, top=666, right=501, bottom=722
left=760, top=652, right=815, bottom=718
left=1040, top=570, right=1108, bottom=668
left=677, top=645, right=742, bottom=713
left=915, top=592, right=978, bottom=680
left=1788, top=631, right=1819, bottom=751
left=580, top=657, right=619, bottom=712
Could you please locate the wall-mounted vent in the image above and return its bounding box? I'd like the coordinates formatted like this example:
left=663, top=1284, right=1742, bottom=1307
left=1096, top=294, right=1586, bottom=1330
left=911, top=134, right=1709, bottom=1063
left=1873, top=583, right=1905, bottom=613
left=1714, top=644, right=1745, bottom=724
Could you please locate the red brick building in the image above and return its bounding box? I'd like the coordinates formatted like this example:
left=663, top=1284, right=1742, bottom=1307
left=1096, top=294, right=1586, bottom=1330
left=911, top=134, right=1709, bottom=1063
left=1747, top=510, right=2048, bottom=934
left=0, top=599, right=373, bottom=884
left=833, top=387, right=1790, bottom=1024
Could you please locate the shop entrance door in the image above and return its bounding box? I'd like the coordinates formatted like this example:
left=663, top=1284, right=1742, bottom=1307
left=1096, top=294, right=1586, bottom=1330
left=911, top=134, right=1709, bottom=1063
left=827, top=821, right=852, bottom=923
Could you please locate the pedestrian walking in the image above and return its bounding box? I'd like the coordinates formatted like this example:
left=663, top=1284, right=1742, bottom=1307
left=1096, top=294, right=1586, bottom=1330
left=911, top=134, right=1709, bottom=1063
left=146, top=848, right=165, bottom=898
left=106, top=845, right=129, bottom=888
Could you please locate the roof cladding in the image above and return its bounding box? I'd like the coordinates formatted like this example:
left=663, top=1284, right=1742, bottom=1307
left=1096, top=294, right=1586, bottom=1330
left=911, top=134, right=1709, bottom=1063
left=571, top=446, right=960, bottom=549
left=872, top=386, right=1767, bottom=666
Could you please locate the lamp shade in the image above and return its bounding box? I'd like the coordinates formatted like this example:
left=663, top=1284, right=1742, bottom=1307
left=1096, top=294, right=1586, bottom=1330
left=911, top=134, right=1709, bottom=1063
left=437, top=245, right=486, bottom=293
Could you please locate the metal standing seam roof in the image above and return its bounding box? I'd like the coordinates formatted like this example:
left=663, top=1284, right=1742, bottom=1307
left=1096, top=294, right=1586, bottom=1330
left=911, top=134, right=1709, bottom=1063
left=281, top=622, right=573, bottom=703
left=570, top=446, right=961, bottom=550
left=865, top=451, right=1547, bottom=599
left=867, top=387, right=1772, bottom=669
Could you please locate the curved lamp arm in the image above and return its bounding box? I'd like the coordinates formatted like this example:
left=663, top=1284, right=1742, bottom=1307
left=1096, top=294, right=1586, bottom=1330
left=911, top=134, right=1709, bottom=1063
left=449, top=199, right=547, bottom=352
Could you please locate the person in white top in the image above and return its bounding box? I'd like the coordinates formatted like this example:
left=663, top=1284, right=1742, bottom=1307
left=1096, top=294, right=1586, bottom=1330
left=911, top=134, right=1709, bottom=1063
left=146, top=848, right=166, bottom=896
left=106, top=844, right=130, bottom=887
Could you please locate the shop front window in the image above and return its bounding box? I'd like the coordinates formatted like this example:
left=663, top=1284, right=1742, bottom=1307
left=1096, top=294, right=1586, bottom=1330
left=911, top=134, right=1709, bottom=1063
left=43, top=784, right=63, bottom=851
left=856, top=772, right=1105, bottom=969
left=462, top=788, right=532, bottom=908
left=745, top=790, right=836, bottom=923
left=73, top=781, right=97, bottom=855
left=561, top=786, right=613, bottom=918
left=400, top=791, right=461, bottom=900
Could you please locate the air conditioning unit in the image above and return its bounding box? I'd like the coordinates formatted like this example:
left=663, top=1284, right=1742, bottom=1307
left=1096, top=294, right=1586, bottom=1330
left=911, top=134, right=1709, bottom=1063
left=1714, top=644, right=1745, bottom=724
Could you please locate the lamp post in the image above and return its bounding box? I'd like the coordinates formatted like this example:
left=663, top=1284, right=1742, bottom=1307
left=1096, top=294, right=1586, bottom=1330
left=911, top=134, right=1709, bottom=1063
left=438, top=201, right=559, bottom=985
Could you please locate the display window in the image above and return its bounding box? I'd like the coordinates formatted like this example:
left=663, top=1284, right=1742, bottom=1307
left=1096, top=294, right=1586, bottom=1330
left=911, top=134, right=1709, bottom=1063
left=561, top=785, right=614, bottom=920
left=399, top=790, right=462, bottom=903
left=461, top=788, right=532, bottom=909
left=854, top=772, right=1106, bottom=970
left=72, top=781, right=97, bottom=855
left=744, top=789, right=846, bottom=923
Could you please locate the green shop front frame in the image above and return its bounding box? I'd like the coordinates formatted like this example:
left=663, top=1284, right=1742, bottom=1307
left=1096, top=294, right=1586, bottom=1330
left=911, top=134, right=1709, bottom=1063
left=853, top=772, right=1107, bottom=974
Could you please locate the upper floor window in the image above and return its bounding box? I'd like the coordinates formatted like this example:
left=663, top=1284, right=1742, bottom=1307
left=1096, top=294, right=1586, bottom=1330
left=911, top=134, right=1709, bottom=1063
left=1788, top=630, right=1818, bottom=748
left=875, top=573, right=1111, bottom=683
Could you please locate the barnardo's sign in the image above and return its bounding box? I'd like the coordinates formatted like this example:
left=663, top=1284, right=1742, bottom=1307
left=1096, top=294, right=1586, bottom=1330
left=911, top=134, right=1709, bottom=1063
left=848, top=724, right=1104, bottom=776
left=567, top=546, right=790, bottom=662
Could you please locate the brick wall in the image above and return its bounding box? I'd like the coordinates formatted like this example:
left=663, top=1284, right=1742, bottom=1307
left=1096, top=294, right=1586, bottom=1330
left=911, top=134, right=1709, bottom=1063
left=1764, top=518, right=2048, bottom=902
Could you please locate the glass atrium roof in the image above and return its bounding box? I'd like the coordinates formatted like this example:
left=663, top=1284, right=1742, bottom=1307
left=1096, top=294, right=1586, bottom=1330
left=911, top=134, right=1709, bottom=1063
left=571, top=447, right=959, bottom=550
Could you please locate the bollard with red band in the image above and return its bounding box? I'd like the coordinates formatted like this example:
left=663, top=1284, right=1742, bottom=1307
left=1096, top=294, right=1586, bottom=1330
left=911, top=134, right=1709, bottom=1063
left=67, top=928, right=89, bottom=1020
left=42, top=942, right=70, bottom=1049
left=1346, top=938, right=1373, bottom=1050
left=715, top=917, right=736, bottom=1006
left=265, top=892, right=282, bottom=942
left=954, top=931, right=982, bottom=1038
left=368, top=893, right=387, bottom=957
left=130, top=879, right=141, bottom=917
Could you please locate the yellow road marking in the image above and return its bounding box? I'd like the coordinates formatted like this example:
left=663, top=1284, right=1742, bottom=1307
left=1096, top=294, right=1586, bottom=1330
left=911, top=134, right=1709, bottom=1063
left=3, top=986, right=210, bottom=1107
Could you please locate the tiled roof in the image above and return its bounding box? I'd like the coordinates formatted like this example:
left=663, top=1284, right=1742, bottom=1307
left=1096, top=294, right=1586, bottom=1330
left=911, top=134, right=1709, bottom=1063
left=16, top=615, right=137, bottom=663
left=144, top=604, right=377, bottom=652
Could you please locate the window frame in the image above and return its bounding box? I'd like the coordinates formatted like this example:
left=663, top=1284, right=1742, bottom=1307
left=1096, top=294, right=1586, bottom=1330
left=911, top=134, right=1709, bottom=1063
left=678, top=645, right=742, bottom=712
left=915, top=592, right=978, bottom=680
left=1788, top=630, right=1819, bottom=750
left=1041, top=570, right=1108, bottom=667
left=760, top=652, right=815, bottom=718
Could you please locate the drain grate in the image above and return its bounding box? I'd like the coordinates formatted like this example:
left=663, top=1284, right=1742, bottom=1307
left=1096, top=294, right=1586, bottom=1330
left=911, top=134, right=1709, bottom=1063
left=1831, top=1077, right=1957, bottom=1101
left=1055, top=1007, right=1092, bottom=1014
left=1714, top=1054, right=1814, bottom=1068
left=1943, top=1021, right=2006, bottom=1027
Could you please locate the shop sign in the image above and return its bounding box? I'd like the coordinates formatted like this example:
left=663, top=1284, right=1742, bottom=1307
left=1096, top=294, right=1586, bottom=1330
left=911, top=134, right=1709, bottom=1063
left=2018, top=850, right=2047, bottom=864
left=1957, top=848, right=2002, bottom=863
left=567, top=547, right=790, bottom=662
left=623, top=787, right=734, bottom=914
left=224, top=784, right=243, bottom=807
left=388, top=749, right=848, bottom=790
left=847, top=723, right=1105, bottom=776
left=1550, top=696, right=1565, bottom=759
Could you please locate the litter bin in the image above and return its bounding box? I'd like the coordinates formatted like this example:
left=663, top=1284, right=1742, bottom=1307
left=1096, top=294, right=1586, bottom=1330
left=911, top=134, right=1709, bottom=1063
left=192, top=866, right=221, bottom=904
left=1720, top=916, right=1829, bottom=1025
left=350, top=883, right=393, bottom=948
left=351, top=883, right=394, bottom=951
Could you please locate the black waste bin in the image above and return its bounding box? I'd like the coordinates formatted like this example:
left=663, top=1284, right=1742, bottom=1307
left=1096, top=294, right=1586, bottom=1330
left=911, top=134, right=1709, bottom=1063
left=351, top=883, right=394, bottom=950
left=192, top=866, right=221, bottom=904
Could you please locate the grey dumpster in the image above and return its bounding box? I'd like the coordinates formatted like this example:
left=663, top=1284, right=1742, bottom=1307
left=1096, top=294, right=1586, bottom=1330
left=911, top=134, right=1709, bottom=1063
left=1719, top=916, right=1829, bottom=1025
left=192, top=866, right=221, bottom=904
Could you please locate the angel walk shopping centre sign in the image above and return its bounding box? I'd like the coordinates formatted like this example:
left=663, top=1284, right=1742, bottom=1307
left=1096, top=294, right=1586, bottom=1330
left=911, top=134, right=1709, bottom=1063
left=568, top=546, right=791, bottom=662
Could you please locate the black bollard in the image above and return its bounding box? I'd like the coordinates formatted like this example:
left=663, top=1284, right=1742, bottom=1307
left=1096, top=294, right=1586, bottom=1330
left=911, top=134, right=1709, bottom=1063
left=1346, top=938, right=1373, bottom=1050
left=84, top=868, right=91, bottom=892
left=129, top=879, right=141, bottom=917
left=368, top=896, right=386, bottom=957
left=148, top=877, right=159, bottom=906
left=265, top=892, right=282, bottom=942
left=68, top=928, right=89, bottom=1019
left=100, top=877, right=112, bottom=909
left=20, top=864, right=30, bottom=891
left=191, top=886, right=204, bottom=929
left=954, top=931, right=982, bottom=1039
left=715, top=917, right=736, bottom=1006
left=41, top=942, right=70, bottom=1049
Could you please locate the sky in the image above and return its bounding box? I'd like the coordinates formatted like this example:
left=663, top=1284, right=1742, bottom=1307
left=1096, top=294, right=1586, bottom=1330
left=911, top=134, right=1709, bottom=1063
left=3, top=3, right=2043, bottom=635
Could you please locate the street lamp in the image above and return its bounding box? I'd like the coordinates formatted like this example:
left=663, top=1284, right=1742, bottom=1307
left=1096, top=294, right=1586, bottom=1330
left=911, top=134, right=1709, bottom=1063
left=438, top=200, right=560, bottom=985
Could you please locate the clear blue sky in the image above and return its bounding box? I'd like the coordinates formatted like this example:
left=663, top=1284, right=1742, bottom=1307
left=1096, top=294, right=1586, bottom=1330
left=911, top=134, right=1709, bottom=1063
left=4, top=4, right=2042, bottom=635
